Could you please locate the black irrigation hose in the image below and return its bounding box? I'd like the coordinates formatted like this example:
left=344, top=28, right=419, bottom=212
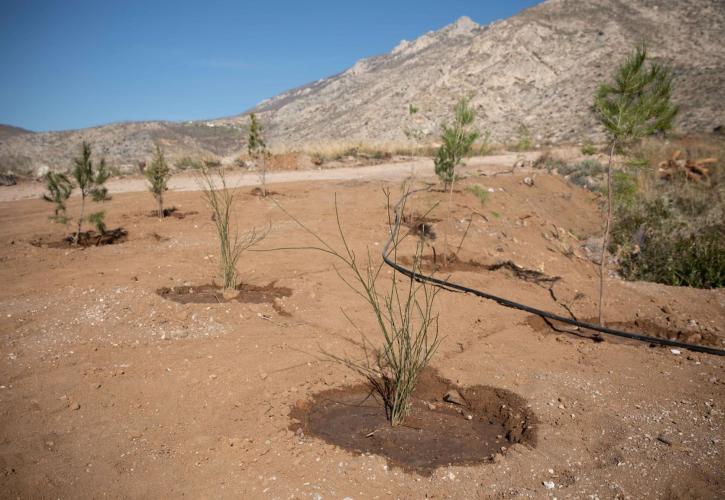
left=382, top=192, right=725, bottom=357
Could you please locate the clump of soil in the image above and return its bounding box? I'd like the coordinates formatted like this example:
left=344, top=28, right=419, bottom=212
left=147, top=207, right=198, bottom=219
left=157, top=281, right=293, bottom=314
left=402, top=211, right=440, bottom=241
left=290, top=368, right=536, bottom=475
left=249, top=187, right=279, bottom=197
left=31, top=228, right=128, bottom=248
left=525, top=315, right=722, bottom=348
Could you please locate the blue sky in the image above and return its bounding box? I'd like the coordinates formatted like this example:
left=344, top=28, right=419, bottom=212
left=0, top=0, right=541, bottom=132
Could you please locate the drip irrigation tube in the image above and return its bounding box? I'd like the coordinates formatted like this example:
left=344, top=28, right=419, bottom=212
left=382, top=192, right=725, bottom=357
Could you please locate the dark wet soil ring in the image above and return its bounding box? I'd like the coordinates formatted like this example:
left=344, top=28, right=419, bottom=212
left=290, top=369, right=536, bottom=475
left=31, top=228, right=128, bottom=248
left=156, top=282, right=293, bottom=315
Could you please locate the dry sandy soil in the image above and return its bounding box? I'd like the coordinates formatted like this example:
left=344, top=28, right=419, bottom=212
left=0, top=159, right=723, bottom=498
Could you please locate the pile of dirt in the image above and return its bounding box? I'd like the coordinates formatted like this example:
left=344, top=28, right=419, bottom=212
left=290, top=368, right=536, bottom=475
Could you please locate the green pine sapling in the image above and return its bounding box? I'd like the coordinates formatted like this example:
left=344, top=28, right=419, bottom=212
left=43, top=142, right=110, bottom=243
left=146, top=144, right=171, bottom=218
left=43, top=172, right=73, bottom=224
left=247, top=113, right=269, bottom=196
left=71, top=141, right=110, bottom=243
left=593, top=44, right=678, bottom=325
left=434, top=98, right=479, bottom=264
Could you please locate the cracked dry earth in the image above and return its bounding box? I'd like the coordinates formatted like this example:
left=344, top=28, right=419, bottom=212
left=0, top=170, right=723, bottom=498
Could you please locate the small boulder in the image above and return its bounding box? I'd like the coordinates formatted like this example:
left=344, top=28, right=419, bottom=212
left=443, top=389, right=466, bottom=406
left=0, top=173, right=16, bottom=186
left=34, top=164, right=50, bottom=179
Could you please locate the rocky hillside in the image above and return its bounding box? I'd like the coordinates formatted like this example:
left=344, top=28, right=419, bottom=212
left=251, top=0, right=725, bottom=146
left=2, top=0, right=723, bottom=176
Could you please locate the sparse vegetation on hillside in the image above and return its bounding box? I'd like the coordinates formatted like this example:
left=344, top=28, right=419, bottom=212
left=145, top=144, right=171, bottom=218
left=593, top=44, right=678, bottom=325
left=611, top=148, right=724, bottom=288
left=513, top=124, right=532, bottom=152
left=581, top=139, right=597, bottom=156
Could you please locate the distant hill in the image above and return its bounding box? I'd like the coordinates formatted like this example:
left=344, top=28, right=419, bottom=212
left=0, top=124, right=33, bottom=142
left=2, top=0, right=723, bottom=176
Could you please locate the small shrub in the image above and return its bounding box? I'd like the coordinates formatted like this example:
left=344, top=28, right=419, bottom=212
left=558, top=159, right=605, bottom=188
left=466, top=184, right=489, bottom=205
left=146, top=144, right=171, bottom=218
left=273, top=193, right=440, bottom=426
left=611, top=157, right=723, bottom=289
left=175, top=157, right=203, bottom=171
left=513, top=124, right=532, bottom=152
left=197, top=166, right=266, bottom=290
left=581, top=139, right=597, bottom=156
left=477, top=130, right=492, bottom=156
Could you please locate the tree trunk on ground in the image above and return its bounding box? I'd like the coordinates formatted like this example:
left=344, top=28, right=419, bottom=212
left=598, top=141, right=617, bottom=326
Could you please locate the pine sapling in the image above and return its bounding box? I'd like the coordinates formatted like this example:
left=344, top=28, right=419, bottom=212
left=593, top=44, right=677, bottom=325
left=146, top=144, right=171, bottom=218
left=43, top=171, right=73, bottom=225
left=71, top=142, right=110, bottom=243
left=247, top=113, right=269, bottom=196
left=434, top=98, right=479, bottom=264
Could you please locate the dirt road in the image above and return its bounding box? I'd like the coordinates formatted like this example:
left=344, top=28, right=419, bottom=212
left=0, top=153, right=538, bottom=202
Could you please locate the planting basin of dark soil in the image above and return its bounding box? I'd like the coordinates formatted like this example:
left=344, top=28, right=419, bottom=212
left=290, top=368, right=536, bottom=475
left=31, top=228, right=128, bottom=248
left=147, top=207, right=199, bottom=219
left=156, top=281, right=293, bottom=314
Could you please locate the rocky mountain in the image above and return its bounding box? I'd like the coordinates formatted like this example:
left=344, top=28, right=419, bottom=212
left=2, top=0, right=723, bottom=177
left=252, top=0, right=725, bottom=146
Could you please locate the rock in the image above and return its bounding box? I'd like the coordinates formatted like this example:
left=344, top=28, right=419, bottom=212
left=34, top=165, right=50, bottom=179
left=670, top=349, right=681, bottom=355
left=71, top=402, right=81, bottom=410
left=0, top=173, right=16, bottom=186
left=686, top=334, right=702, bottom=344
left=543, top=481, right=556, bottom=489
left=222, top=289, right=239, bottom=301
left=661, top=304, right=672, bottom=315
left=443, top=389, right=465, bottom=406
left=523, top=176, right=534, bottom=186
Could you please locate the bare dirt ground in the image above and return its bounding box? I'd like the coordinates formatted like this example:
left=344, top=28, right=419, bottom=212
left=0, top=160, right=723, bottom=498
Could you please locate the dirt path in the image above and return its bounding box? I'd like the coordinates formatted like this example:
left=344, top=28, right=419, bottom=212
left=0, top=153, right=538, bottom=202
